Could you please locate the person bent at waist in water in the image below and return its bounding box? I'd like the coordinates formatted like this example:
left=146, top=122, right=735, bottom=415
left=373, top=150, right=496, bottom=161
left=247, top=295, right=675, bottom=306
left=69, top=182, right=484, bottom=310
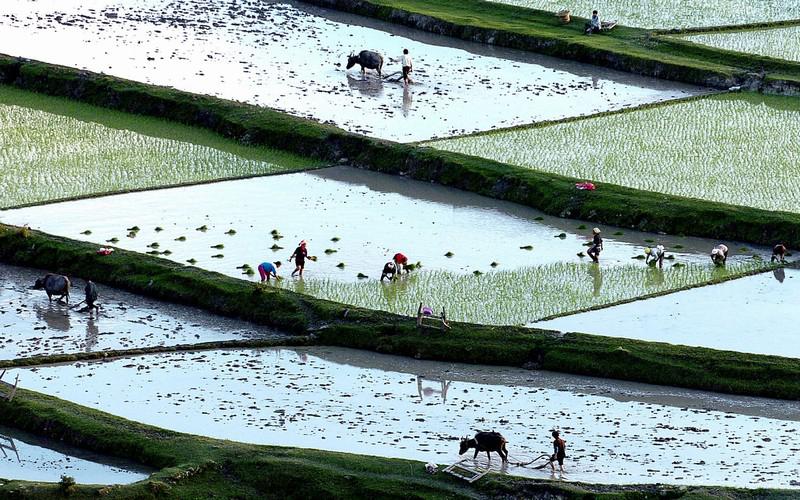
left=710, top=244, right=729, bottom=266
left=258, top=261, right=281, bottom=282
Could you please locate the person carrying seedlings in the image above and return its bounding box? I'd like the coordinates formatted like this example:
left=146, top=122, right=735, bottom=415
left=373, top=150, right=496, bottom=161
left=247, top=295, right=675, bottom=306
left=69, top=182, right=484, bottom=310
left=392, top=252, right=410, bottom=274
left=644, top=244, right=666, bottom=268
left=587, top=228, right=603, bottom=263
left=584, top=10, right=601, bottom=34
left=257, top=261, right=281, bottom=282
left=549, top=430, right=567, bottom=472
left=401, top=48, right=413, bottom=86
left=289, top=240, right=308, bottom=277
left=710, top=244, right=729, bottom=266
left=772, top=243, right=788, bottom=263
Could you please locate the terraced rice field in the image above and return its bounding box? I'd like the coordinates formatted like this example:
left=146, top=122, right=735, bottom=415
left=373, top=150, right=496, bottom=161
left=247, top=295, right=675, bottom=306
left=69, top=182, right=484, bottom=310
left=0, top=0, right=703, bottom=141
left=684, top=25, right=800, bottom=63
left=285, top=261, right=765, bottom=325
left=486, top=0, right=800, bottom=29
left=0, top=86, right=315, bottom=208
left=9, top=346, right=800, bottom=488
left=428, top=93, right=800, bottom=213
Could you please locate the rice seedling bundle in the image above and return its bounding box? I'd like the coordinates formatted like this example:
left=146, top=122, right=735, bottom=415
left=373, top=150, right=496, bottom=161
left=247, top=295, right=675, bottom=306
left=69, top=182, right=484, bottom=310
left=281, top=260, right=765, bottom=325
left=429, top=94, right=800, bottom=213
left=486, top=0, right=800, bottom=29
left=684, top=26, right=800, bottom=63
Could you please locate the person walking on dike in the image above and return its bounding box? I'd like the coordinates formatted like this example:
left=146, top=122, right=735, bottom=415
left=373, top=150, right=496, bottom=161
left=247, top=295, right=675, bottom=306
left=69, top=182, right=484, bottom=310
left=585, top=10, right=601, bottom=34
left=289, top=241, right=308, bottom=277
left=587, top=228, right=603, bottom=263
left=710, top=243, right=729, bottom=266
left=550, top=430, right=567, bottom=473
left=772, top=243, right=787, bottom=263
left=644, top=244, right=666, bottom=268
left=401, top=48, right=413, bottom=86
left=258, top=261, right=281, bottom=282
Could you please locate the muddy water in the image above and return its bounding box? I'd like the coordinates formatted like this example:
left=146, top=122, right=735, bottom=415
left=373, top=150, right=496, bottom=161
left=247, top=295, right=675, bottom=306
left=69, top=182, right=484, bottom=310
left=0, top=264, right=285, bottom=360
left=0, top=167, right=770, bottom=284
left=538, top=268, right=800, bottom=358
left=0, top=424, right=151, bottom=483
left=11, top=346, right=800, bottom=488
left=0, top=0, right=705, bottom=141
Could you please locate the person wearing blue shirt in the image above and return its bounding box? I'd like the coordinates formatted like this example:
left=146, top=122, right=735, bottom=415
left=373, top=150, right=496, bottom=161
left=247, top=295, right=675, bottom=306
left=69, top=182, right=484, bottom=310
left=257, top=261, right=281, bottom=282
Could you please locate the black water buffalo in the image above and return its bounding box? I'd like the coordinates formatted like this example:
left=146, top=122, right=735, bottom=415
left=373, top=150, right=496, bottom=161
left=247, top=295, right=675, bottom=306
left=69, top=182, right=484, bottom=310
left=346, top=50, right=383, bottom=76
left=459, top=431, right=509, bottom=462
left=32, top=274, right=71, bottom=303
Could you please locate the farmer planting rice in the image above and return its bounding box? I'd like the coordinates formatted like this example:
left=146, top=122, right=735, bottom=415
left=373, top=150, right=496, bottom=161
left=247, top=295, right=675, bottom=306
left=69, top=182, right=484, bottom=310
left=644, top=244, right=666, bottom=268
left=257, top=261, right=281, bottom=282
left=710, top=244, right=729, bottom=265
left=392, top=252, right=410, bottom=274
left=587, top=228, right=603, bottom=263
left=380, top=261, right=398, bottom=281
left=772, top=243, right=787, bottom=263
left=289, top=241, right=309, bottom=277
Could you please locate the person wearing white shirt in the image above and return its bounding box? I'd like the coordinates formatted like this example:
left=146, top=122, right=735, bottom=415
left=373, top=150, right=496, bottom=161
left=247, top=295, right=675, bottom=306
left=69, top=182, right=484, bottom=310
left=401, top=48, right=413, bottom=85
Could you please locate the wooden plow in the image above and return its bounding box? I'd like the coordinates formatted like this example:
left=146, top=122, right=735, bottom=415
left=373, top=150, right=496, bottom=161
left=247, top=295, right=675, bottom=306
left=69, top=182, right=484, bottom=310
left=416, top=303, right=450, bottom=331
left=0, top=434, right=20, bottom=462
left=0, top=369, right=19, bottom=402
left=443, top=460, right=491, bottom=483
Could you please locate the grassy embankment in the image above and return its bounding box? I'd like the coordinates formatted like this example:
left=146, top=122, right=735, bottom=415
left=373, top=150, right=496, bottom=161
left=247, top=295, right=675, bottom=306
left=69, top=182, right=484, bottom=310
left=301, top=0, right=800, bottom=91
left=2, top=57, right=800, bottom=248
left=4, top=389, right=792, bottom=499
left=2, top=223, right=799, bottom=401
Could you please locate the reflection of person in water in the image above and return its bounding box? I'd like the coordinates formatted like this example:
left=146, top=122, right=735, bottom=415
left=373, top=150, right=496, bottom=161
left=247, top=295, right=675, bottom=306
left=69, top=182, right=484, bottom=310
left=644, top=266, right=665, bottom=288
left=416, top=375, right=451, bottom=403
left=402, top=85, right=412, bottom=117
left=84, top=316, right=99, bottom=352
left=773, top=267, right=786, bottom=283
left=587, top=263, right=602, bottom=296
left=0, top=433, right=20, bottom=462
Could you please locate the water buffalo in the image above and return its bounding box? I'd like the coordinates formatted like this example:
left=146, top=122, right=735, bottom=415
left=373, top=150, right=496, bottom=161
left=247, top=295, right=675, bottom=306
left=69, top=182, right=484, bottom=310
left=346, top=50, right=383, bottom=76
left=459, top=431, right=508, bottom=462
left=32, top=274, right=71, bottom=304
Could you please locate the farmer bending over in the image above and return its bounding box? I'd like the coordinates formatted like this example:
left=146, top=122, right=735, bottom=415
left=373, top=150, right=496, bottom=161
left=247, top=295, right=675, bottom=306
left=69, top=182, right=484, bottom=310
left=587, top=228, right=603, bottom=263
left=258, top=261, right=281, bottom=282
left=584, top=10, right=601, bottom=34
left=392, top=252, right=410, bottom=274
left=772, top=243, right=787, bottom=263
left=550, top=430, right=567, bottom=472
left=381, top=261, right=398, bottom=281
left=710, top=244, right=729, bottom=266
left=644, top=244, right=666, bottom=268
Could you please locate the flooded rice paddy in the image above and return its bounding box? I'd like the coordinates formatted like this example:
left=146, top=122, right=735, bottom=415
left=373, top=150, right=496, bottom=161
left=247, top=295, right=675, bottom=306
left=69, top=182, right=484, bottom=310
left=0, top=86, right=314, bottom=209
left=684, top=25, right=800, bottom=63
left=0, top=167, right=771, bottom=325
left=538, top=268, right=800, bottom=358
left=429, top=93, right=800, bottom=213
left=0, top=264, right=285, bottom=360
left=0, top=0, right=703, bottom=141
left=0, top=424, right=150, bottom=484
left=486, top=0, right=800, bottom=29
left=10, top=346, right=800, bottom=488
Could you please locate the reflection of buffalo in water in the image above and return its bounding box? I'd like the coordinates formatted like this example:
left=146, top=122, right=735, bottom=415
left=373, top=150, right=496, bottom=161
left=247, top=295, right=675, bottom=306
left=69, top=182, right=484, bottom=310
left=346, top=74, right=384, bottom=98
left=346, top=50, right=383, bottom=76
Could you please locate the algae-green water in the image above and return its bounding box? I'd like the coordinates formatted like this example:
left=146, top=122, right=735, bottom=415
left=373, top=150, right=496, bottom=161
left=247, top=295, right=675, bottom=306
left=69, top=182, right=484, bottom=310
left=283, top=260, right=767, bottom=326
left=429, top=93, right=800, bottom=214
left=0, top=85, right=318, bottom=208
left=684, top=25, right=800, bottom=63
left=487, top=0, right=800, bottom=29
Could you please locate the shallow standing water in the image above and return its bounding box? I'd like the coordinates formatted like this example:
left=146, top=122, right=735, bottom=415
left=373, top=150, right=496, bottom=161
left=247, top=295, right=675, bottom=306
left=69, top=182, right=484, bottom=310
left=0, top=264, right=285, bottom=360
left=0, top=0, right=705, bottom=141
left=537, top=268, right=800, bottom=358
left=10, top=346, right=800, bottom=488
left=0, top=425, right=151, bottom=483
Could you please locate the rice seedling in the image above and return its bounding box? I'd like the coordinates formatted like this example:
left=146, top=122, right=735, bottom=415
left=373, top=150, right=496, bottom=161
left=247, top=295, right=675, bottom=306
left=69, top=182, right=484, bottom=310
left=211, top=254, right=224, bottom=259
left=186, top=258, right=197, bottom=264
left=211, top=244, right=225, bottom=249
left=175, top=236, right=186, bottom=241
left=270, top=244, right=283, bottom=250
left=336, top=262, right=346, bottom=268
left=429, top=94, right=800, bottom=213
left=106, top=237, right=119, bottom=243
left=683, top=26, right=800, bottom=63
left=331, top=237, right=341, bottom=242
left=225, top=229, right=237, bottom=235
left=520, top=245, right=534, bottom=250
left=196, top=225, right=208, bottom=232
left=147, top=242, right=159, bottom=249
left=155, top=227, right=164, bottom=232
left=485, top=0, right=800, bottom=29
left=81, top=230, right=92, bottom=235
left=444, top=251, right=455, bottom=257
left=324, top=249, right=337, bottom=254
left=0, top=96, right=315, bottom=209
left=281, top=260, right=766, bottom=326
